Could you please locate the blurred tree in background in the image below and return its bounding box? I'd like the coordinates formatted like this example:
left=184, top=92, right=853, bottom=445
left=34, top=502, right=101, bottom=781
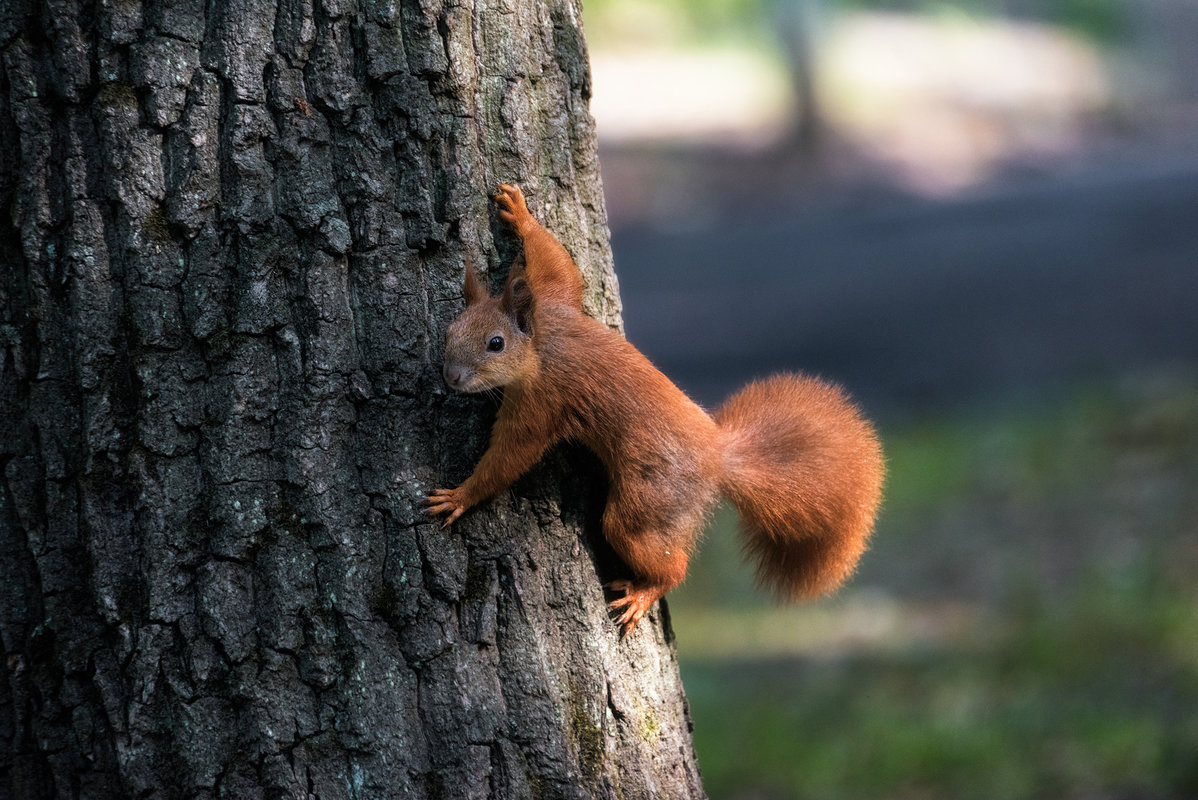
left=583, top=0, right=1198, bottom=798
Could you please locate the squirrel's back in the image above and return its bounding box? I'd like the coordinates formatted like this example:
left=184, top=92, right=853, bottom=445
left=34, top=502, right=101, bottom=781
left=533, top=304, right=722, bottom=488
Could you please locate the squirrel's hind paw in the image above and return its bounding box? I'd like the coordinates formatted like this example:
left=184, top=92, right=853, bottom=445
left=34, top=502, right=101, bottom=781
left=605, top=580, right=658, bottom=636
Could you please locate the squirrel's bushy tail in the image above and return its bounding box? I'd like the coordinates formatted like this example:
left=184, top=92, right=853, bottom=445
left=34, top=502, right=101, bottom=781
left=715, top=374, right=884, bottom=599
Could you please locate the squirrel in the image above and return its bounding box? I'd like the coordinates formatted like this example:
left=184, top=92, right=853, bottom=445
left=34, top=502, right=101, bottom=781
left=428, top=184, right=884, bottom=634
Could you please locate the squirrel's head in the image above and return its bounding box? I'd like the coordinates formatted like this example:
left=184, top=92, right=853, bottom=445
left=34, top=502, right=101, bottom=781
left=441, top=262, right=538, bottom=393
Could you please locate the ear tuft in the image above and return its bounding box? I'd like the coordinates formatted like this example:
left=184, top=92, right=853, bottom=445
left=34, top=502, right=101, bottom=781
left=463, top=261, right=487, bottom=306
left=503, top=276, right=536, bottom=335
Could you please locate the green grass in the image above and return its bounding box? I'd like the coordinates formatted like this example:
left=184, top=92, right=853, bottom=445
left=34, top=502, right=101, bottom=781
left=681, top=562, right=1198, bottom=800
left=670, top=375, right=1198, bottom=799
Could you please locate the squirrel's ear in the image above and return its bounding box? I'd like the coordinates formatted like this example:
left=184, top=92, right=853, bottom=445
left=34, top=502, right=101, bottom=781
left=503, top=276, right=535, bottom=336
left=462, top=262, right=487, bottom=306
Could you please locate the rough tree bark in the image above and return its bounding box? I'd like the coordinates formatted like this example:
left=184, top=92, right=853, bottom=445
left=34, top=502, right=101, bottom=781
left=0, top=0, right=705, bottom=797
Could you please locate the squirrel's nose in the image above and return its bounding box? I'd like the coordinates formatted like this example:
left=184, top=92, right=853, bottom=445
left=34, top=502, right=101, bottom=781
left=444, top=364, right=466, bottom=389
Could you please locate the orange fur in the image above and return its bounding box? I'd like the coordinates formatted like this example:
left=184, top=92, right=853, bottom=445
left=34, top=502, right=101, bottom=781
left=428, top=185, right=885, bottom=634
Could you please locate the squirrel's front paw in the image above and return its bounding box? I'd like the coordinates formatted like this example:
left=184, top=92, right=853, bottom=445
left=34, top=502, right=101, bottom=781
left=495, top=184, right=531, bottom=229
left=426, top=487, right=468, bottom=527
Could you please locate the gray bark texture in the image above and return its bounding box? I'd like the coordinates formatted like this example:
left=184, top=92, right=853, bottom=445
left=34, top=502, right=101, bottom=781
left=0, top=0, right=706, bottom=797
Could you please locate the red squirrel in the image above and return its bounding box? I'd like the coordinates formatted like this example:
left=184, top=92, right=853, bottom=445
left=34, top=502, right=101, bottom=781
left=428, top=184, right=884, bottom=634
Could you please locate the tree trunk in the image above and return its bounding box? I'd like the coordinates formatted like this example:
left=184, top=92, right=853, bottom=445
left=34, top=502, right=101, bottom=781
left=0, top=1, right=705, bottom=797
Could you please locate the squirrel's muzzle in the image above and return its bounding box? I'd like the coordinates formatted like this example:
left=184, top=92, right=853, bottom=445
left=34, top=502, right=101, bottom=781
left=443, top=363, right=469, bottom=390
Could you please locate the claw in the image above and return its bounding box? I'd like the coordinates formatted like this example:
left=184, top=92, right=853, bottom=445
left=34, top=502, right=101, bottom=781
left=604, top=581, right=657, bottom=636
left=426, top=488, right=467, bottom=527
left=495, top=184, right=530, bottom=228
left=606, top=594, right=635, bottom=611
left=615, top=603, right=647, bottom=635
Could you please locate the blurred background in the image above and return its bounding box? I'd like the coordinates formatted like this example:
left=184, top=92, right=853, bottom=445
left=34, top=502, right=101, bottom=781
left=580, top=0, right=1198, bottom=797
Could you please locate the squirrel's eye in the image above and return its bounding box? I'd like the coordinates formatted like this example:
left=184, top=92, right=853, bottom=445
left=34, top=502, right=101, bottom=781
left=486, top=336, right=505, bottom=352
